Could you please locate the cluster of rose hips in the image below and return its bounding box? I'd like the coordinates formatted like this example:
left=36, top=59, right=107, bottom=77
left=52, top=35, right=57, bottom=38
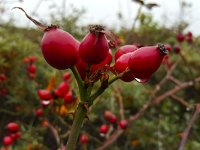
left=162, top=31, right=193, bottom=69
left=176, top=32, right=193, bottom=44
left=0, top=74, right=8, bottom=96
left=79, top=111, right=128, bottom=145
left=173, top=32, right=193, bottom=54
left=39, top=24, right=168, bottom=84
left=100, top=111, right=128, bottom=135
left=2, top=122, right=21, bottom=148
left=23, top=56, right=37, bottom=79
left=37, top=72, right=75, bottom=109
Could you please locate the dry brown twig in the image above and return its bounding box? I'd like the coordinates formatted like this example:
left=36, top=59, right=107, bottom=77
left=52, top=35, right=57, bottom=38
left=178, top=104, right=200, bottom=150
left=114, top=87, right=125, bottom=120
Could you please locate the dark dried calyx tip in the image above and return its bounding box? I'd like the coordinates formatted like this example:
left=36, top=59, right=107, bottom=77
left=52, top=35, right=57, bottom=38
left=89, top=25, right=105, bottom=34
left=44, top=24, right=59, bottom=31
left=157, top=43, right=168, bottom=56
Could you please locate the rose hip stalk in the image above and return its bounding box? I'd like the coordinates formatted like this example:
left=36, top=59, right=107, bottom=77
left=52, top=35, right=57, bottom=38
left=13, top=7, right=79, bottom=70
left=79, top=25, right=109, bottom=64
left=128, top=44, right=168, bottom=83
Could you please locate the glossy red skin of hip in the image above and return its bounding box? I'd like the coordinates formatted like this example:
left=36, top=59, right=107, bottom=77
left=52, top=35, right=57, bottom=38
left=128, top=46, right=165, bottom=81
left=76, top=50, right=112, bottom=80
left=176, top=33, right=185, bottom=43
left=114, top=53, right=135, bottom=82
left=115, top=45, right=138, bottom=61
left=41, top=28, right=79, bottom=70
left=100, top=124, right=109, bottom=134
left=80, top=134, right=89, bottom=144
left=38, top=89, right=52, bottom=100
left=28, top=64, right=36, bottom=74
left=91, top=50, right=112, bottom=72
left=56, top=82, right=70, bottom=98
left=3, top=136, right=13, bottom=146
left=79, top=32, right=109, bottom=64
left=119, top=120, right=128, bottom=129
left=64, top=91, right=73, bottom=104
left=7, top=122, right=19, bottom=133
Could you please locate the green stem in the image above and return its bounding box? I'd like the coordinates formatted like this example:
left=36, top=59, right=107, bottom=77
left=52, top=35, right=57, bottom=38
left=67, top=66, right=88, bottom=150
left=67, top=69, right=119, bottom=149
left=70, top=66, right=87, bottom=101
left=66, top=104, right=87, bottom=150
left=89, top=76, right=119, bottom=104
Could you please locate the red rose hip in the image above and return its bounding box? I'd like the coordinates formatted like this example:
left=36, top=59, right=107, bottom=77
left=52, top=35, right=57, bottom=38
left=64, top=91, right=74, bottom=104
left=128, top=44, right=168, bottom=83
left=176, top=33, right=184, bottom=43
left=79, top=25, right=109, bottom=64
left=28, top=64, right=36, bottom=74
left=38, top=90, right=52, bottom=100
left=7, top=122, right=19, bottom=133
left=41, top=28, right=79, bottom=70
left=100, top=124, right=109, bottom=134
left=14, top=7, right=79, bottom=70
left=108, top=115, right=117, bottom=124
left=79, top=134, right=89, bottom=144
left=3, top=136, right=13, bottom=146
left=35, top=108, right=43, bottom=117
left=56, top=82, right=70, bottom=98
left=119, top=120, right=128, bottom=129
left=114, top=53, right=135, bottom=82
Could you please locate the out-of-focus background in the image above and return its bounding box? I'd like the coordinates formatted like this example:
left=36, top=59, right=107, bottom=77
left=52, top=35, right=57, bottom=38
left=1, top=0, right=200, bottom=34
left=1, top=0, right=200, bottom=150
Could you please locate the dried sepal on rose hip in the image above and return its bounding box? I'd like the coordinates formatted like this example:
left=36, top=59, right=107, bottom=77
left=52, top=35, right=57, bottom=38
left=128, top=44, right=168, bottom=83
left=79, top=25, right=109, bottom=64
left=13, top=7, right=79, bottom=70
